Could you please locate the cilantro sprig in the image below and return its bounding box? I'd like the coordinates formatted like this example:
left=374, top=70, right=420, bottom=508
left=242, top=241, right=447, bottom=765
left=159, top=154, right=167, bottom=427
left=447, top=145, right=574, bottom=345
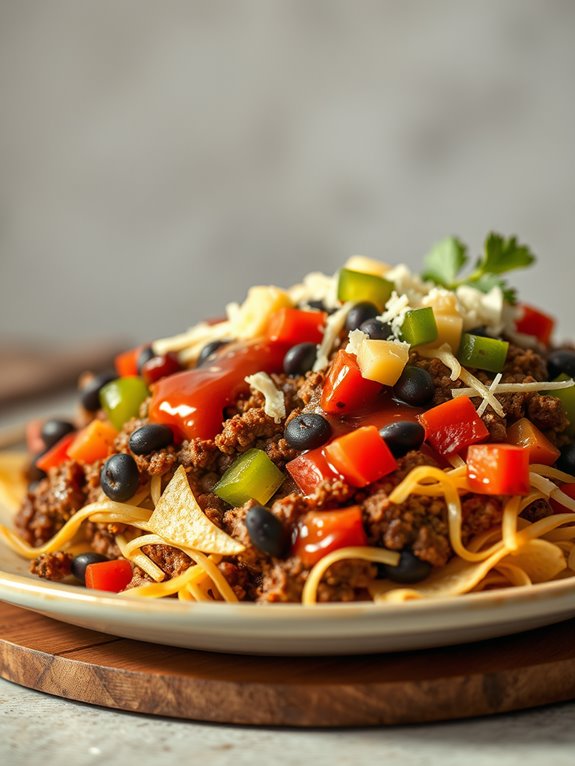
left=421, top=233, right=536, bottom=303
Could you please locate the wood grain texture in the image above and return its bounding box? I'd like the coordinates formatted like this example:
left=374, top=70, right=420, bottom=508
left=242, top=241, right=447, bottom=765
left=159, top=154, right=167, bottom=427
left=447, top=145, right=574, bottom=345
left=0, top=601, right=574, bottom=726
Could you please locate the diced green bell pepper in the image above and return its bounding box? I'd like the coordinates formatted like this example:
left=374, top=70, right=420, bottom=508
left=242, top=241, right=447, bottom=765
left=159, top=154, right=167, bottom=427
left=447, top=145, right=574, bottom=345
left=457, top=333, right=509, bottom=373
left=214, top=448, right=284, bottom=506
left=337, top=268, right=394, bottom=311
left=399, top=307, right=438, bottom=347
left=99, top=377, right=149, bottom=430
left=549, top=374, right=575, bottom=435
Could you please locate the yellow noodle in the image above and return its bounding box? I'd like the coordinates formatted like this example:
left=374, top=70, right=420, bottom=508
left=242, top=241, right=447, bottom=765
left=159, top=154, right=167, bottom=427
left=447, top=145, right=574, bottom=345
left=494, top=563, right=532, bottom=587
left=302, top=546, right=400, bottom=605
left=115, top=533, right=165, bottom=582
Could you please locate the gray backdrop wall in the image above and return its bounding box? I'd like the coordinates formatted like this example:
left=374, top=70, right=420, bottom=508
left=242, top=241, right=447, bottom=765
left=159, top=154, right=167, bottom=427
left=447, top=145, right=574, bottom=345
left=0, top=0, right=574, bottom=346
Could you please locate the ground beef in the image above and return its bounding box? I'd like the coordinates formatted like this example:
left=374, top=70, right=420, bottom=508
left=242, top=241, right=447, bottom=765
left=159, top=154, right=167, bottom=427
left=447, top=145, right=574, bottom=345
left=15, top=462, right=87, bottom=547
left=215, top=405, right=283, bottom=455
left=29, top=551, right=73, bottom=581
left=256, top=557, right=376, bottom=603
left=178, top=438, right=219, bottom=472
left=114, top=416, right=178, bottom=476
left=84, top=522, right=122, bottom=558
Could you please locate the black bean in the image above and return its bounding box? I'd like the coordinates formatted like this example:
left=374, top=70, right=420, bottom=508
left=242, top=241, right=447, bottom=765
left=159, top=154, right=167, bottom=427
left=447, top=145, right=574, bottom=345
left=100, top=453, right=140, bottom=502
left=41, top=419, right=76, bottom=450
left=71, top=552, right=109, bottom=584
left=557, top=443, right=575, bottom=475
left=283, top=343, right=317, bottom=376
left=379, top=421, right=425, bottom=458
left=345, top=302, right=379, bottom=332
left=305, top=299, right=327, bottom=311
left=80, top=371, right=117, bottom=412
left=136, top=345, right=155, bottom=375
left=378, top=551, right=432, bottom=584
left=129, top=424, right=174, bottom=455
left=359, top=318, right=393, bottom=340
left=284, top=413, right=332, bottom=451
left=246, top=505, right=290, bottom=558
left=393, top=366, right=435, bottom=407
left=548, top=350, right=575, bottom=380
left=197, top=340, right=230, bottom=367
left=299, top=299, right=337, bottom=315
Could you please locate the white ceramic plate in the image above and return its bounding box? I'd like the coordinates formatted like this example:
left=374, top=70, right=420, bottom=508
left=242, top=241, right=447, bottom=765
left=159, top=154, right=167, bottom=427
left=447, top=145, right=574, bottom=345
left=1, top=538, right=575, bottom=655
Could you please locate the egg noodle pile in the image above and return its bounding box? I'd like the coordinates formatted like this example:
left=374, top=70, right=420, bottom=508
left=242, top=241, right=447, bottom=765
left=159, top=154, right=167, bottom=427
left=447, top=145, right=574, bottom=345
left=1, top=453, right=574, bottom=605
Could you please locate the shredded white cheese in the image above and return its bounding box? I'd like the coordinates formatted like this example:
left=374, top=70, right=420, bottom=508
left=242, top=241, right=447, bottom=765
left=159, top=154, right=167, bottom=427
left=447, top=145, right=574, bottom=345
left=456, top=285, right=505, bottom=334
left=418, top=344, right=461, bottom=382
left=345, top=329, right=368, bottom=355
left=288, top=271, right=339, bottom=310
left=245, top=372, right=286, bottom=423
left=313, top=302, right=353, bottom=371
left=153, top=320, right=233, bottom=362
left=380, top=291, right=410, bottom=336
left=453, top=378, right=575, bottom=398
left=477, top=373, right=502, bottom=417
left=385, top=264, right=430, bottom=305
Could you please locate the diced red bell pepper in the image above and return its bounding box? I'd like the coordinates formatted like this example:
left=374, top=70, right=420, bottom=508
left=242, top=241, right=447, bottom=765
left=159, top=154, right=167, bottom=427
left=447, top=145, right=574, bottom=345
left=550, top=482, right=575, bottom=514
left=85, top=559, right=133, bottom=592
left=320, top=350, right=382, bottom=415
left=324, top=426, right=398, bottom=487
left=267, top=308, right=327, bottom=345
left=466, top=443, right=530, bottom=495
left=506, top=418, right=560, bottom=466
left=292, top=506, right=368, bottom=567
left=35, top=432, right=77, bottom=472
left=418, top=396, right=489, bottom=456
left=67, top=420, right=118, bottom=465
left=115, top=345, right=145, bottom=377
left=515, top=304, right=555, bottom=346
left=286, top=448, right=341, bottom=495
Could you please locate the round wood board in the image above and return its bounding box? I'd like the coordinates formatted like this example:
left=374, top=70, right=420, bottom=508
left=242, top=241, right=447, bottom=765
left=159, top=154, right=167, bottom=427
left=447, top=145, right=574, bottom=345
left=1, top=601, right=574, bottom=727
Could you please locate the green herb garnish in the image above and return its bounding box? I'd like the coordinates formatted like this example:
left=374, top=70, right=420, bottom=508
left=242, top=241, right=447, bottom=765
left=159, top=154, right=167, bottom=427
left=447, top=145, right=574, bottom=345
left=422, top=232, right=536, bottom=303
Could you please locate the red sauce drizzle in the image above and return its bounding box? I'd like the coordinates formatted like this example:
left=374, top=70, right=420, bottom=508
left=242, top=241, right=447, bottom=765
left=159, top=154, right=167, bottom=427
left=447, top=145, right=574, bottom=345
left=148, top=340, right=288, bottom=440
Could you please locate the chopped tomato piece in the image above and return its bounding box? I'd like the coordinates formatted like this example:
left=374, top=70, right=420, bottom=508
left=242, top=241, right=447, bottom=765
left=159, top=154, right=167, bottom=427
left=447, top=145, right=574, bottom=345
left=466, top=443, right=530, bottom=495
left=515, top=304, right=555, bottom=346
left=292, top=506, right=368, bottom=567
left=35, top=432, right=77, bottom=472
left=320, top=350, right=382, bottom=415
left=85, top=559, right=133, bottom=592
left=267, top=308, right=327, bottom=345
left=418, top=396, right=489, bottom=456
left=67, top=420, right=118, bottom=465
left=506, top=418, right=560, bottom=466
left=286, top=448, right=341, bottom=495
left=115, top=345, right=144, bottom=377
left=324, top=426, right=398, bottom=487
left=550, top=482, right=575, bottom=514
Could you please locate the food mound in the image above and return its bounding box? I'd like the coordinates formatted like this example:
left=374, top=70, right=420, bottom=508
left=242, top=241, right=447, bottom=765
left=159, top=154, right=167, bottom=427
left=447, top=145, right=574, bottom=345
left=2, top=233, right=575, bottom=604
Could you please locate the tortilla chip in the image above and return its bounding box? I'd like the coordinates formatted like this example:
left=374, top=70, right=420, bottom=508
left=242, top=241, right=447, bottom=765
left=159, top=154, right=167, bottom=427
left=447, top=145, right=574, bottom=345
left=147, top=466, right=245, bottom=555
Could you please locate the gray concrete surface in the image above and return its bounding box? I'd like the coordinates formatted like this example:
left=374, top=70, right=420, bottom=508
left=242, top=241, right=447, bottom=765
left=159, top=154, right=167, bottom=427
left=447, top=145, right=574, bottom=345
left=1, top=679, right=575, bottom=766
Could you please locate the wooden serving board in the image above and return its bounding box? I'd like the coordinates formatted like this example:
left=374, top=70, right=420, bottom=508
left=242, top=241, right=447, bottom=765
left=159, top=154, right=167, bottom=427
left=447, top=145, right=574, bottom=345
left=0, top=601, right=574, bottom=727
